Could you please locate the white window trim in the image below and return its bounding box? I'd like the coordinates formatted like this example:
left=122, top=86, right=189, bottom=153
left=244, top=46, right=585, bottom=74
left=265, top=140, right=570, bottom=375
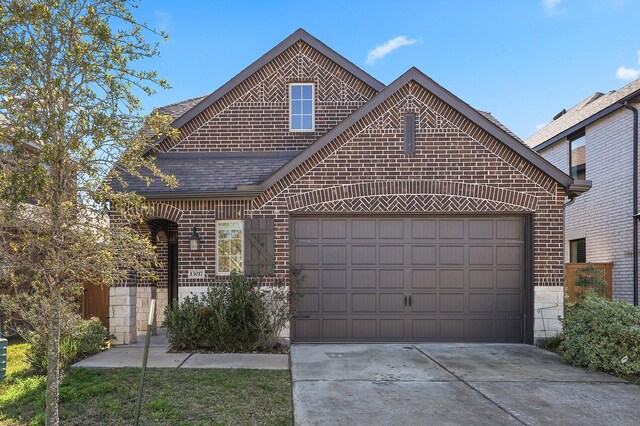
left=289, top=82, right=315, bottom=132
left=215, top=219, right=244, bottom=276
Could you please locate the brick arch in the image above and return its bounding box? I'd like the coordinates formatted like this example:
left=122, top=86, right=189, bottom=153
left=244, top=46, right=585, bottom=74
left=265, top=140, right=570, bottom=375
left=144, top=203, right=183, bottom=224
left=286, top=180, right=538, bottom=212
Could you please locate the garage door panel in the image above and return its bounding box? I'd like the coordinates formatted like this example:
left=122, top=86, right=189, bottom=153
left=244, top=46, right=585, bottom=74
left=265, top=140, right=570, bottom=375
left=322, top=269, right=347, bottom=288
left=380, top=269, right=403, bottom=288
left=352, top=220, right=376, bottom=239
left=322, top=219, right=347, bottom=239
left=294, top=219, right=319, bottom=239
left=439, top=220, right=465, bottom=239
left=412, top=269, right=437, bottom=288
left=469, top=246, right=494, bottom=265
left=379, top=293, right=405, bottom=312
left=411, top=220, right=437, bottom=239
left=496, top=269, right=522, bottom=289
left=440, top=319, right=465, bottom=338
left=380, top=220, right=404, bottom=239
left=298, top=293, right=319, bottom=313
left=292, top=216, right=526, bottom=343
left=469, top=270, right=494, bottom=289
left=299, top=269, right=319, bottom=288
left=379, top=245, right=404, bottom=265
left=295, top=245, right=319, bottom=264
left=352, top=245, right=376, bottom=265
left=323, top=319, right=347, bottom=338
left=353, top=319, right=377, bottom=338
left=322, top=293, right=347, bottom=313
left=352, top=269, right=376, bottom=288
left=412, top=245, right=437, bottom=265
left=469, top=220, right=494, bottom=239
left=469, top=293, right=494, bottom=313
left=412, top=319, right=437, bottom=338
left=439, top=246, right=464, bottom=265
left=352, top=293, right=377, bottom=312
left=380, top=319, right=405, bottom=338
left=411, top=293, right=437, bottom=312
left=440, top=269, right=464, bottom=289
left=496, top=220, right=523, bottom=240
left=440, top=294, right=465, bottom=313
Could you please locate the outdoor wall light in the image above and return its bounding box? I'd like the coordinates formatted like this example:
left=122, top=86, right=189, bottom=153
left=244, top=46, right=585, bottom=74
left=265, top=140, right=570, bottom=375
left=189, top=226, right=202, bottom=251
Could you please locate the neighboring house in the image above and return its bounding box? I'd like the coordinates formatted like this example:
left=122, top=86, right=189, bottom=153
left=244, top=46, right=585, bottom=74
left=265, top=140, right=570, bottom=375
left=527, top=80, right=640, bottom=306
left=110, top=29, right=587, bottom=345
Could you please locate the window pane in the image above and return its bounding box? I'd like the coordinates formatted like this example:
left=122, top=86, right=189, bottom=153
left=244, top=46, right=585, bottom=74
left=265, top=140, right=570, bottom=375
left=291, top=115, right=301, bottom=129
left=302, top=85, right=312, bottom=99
left=292, top=100, right=302, bottom=114
left=571, top=136, right=586, bottom=180
left=302, top=99, right=312, bottom=114
left=291, top=85, right=301, bottom=99
left=570, top=239, right=586, bottom=263
left=218, top=255, right=231, bottom=273
left=302, top=115, right=312, bottom=129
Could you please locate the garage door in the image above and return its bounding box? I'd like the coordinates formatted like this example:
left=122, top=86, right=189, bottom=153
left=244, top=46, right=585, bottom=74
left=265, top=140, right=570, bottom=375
left=291, top=216, right=526, bottom=343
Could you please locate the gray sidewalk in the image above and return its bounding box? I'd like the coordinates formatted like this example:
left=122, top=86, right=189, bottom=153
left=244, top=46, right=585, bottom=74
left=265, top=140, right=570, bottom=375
left=72, top=331, right=289, bottom=370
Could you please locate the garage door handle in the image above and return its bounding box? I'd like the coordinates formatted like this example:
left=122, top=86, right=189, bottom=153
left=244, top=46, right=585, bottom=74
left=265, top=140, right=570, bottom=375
left=404, top=296, right=407, bottom=307
left=409, top=295, right=412, bottom=307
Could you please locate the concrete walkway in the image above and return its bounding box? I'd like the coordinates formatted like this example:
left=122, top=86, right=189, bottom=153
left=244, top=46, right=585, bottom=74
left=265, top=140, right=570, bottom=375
left=291, top=344, right=639, bottom=426
left=72, top=333, right=289, bottom=370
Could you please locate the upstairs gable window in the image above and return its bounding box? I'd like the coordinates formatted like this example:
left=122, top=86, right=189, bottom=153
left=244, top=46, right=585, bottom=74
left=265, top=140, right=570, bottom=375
left=289, top=83, right=314, bottom=131
left=570, top=134, right=586, bottom=180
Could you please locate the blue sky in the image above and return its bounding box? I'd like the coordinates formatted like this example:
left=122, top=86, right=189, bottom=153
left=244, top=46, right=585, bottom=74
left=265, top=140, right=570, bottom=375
left=136, top=0, right=640, bottom=140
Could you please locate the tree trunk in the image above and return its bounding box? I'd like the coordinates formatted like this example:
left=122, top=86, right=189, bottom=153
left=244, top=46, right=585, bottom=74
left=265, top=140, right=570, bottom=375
left=45, top=292, right=61, bottom=426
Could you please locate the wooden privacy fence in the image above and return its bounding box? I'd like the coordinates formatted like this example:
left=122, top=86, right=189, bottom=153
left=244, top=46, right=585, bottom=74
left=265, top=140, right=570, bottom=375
left=565, top=263, right=613, bottom=302
left=79, top=282, right=110, bottom=328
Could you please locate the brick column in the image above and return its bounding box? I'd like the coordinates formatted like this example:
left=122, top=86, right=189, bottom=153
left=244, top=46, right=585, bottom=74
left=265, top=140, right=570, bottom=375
left=109, top=286, right=137, bottom=345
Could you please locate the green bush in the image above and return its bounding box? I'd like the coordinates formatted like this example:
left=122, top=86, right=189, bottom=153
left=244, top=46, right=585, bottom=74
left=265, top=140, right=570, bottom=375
left=560, top=293, right=640, bottom=376
left=574, top=263, right=608, bottom=298
left=27, top=316, right=111, bottom=373
left=164, top=272, right=298, bottom=352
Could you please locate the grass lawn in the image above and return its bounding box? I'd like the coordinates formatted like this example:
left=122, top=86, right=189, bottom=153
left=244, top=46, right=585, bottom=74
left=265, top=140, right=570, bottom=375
left=1, top=340, right=293, bottom=425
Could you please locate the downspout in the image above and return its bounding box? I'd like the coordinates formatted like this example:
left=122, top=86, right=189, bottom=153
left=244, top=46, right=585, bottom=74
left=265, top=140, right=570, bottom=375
left=623, top=101, right=638, bottom=306
left=563, top=196, right=576, bottom=265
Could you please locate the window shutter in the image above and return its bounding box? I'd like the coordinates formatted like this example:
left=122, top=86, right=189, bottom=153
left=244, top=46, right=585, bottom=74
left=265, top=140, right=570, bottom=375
left=244, top=218, right=275, bottom=276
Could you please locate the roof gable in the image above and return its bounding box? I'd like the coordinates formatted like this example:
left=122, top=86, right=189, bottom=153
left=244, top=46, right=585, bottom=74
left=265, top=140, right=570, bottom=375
left=146, top=29, right=385, bottom=154
left=259, top=67, right=574, bottom=193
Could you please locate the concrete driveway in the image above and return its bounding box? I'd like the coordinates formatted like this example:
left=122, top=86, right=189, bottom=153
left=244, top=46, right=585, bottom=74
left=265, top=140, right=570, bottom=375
left=291, top=344, right=639, bottom=426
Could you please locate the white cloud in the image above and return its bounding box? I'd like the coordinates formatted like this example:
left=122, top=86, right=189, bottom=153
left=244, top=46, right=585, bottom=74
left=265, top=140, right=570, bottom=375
left=543, top=0, right=562, bottom=15
left=535, top=122, right=548, bottom=131
left=365, top=36, right=418, bottom=66
left=616, top=66, right=640, bottom=80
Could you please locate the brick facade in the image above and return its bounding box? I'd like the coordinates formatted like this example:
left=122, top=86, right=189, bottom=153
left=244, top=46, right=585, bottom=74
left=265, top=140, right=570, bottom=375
left=110, top=33, right=569, bottom=341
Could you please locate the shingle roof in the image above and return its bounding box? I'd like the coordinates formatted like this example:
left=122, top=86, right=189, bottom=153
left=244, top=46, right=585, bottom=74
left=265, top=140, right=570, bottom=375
left=526, top=78, right=640, bottom=149
left=478, top=111, right=523, bottom=143
left=157, top=95, right=208, bottom=121
left=110, top=151, right=298, bottom=195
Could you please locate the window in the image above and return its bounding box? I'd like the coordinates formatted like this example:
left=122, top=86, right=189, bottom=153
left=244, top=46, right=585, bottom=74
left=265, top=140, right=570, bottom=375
left=289, top=83, right=314, bottom=131
left=570, top=134, right=586, bottom=180
left=570, top=238, right=586, bottom=263
left=216, top=220, right=243, bottom=274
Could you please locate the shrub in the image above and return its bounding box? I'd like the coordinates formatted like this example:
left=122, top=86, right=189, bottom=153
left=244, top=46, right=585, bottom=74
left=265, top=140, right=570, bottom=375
left=560, top=293, right=640, bottom=377
left=26, top=316, right=111, bottom=373
left=164, top=272, right=299, bottom=352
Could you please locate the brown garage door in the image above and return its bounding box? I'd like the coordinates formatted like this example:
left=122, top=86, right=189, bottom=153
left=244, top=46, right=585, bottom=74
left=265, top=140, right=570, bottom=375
left=291, top=216, right=526, bottom=343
